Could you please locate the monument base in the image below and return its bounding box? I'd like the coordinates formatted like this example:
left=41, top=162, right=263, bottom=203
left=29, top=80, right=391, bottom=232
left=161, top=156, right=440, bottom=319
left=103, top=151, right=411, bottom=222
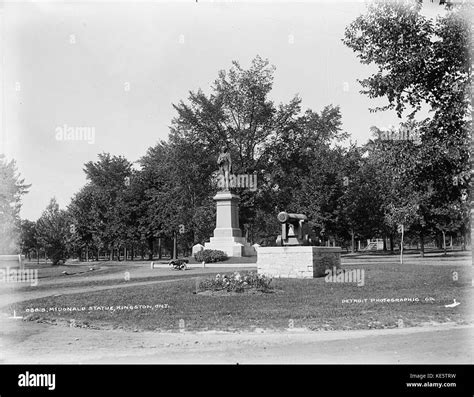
left=204, top=190, right=256, bottom=257
left=205, top=237, right=256, bottom=257
left=257, top=246, right=341, bottom=278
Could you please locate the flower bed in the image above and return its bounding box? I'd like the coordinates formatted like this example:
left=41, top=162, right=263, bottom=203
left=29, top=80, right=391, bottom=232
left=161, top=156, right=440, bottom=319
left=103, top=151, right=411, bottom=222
left=198, top=271, right=273, bottom=293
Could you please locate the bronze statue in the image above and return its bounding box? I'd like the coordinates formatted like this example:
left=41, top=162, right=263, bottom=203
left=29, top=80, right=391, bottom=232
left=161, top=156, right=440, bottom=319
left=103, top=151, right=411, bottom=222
left=217, top=145, right=232, bottom=190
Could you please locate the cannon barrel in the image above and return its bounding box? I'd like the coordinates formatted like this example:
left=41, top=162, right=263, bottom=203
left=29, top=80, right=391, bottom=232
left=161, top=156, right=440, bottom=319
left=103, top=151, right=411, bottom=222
left=277, top=212, right=308, bottom=224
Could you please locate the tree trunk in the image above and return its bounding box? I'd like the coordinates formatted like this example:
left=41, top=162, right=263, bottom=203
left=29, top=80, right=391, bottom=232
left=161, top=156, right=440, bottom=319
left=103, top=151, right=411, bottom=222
left=173, top=232, right=178, bottom=259
left=442, top=231, right=446, bottom=256
left=351, top=230, right=355, bottom=253
left=419, top=231, right=424, bottom=258
left=389, top=235, right=394, bottom=253
left=147, top=238, right=154, bottom=260
left=400, top=224, right=404, bottom=265
left=158, top=237, right=162, bottom=259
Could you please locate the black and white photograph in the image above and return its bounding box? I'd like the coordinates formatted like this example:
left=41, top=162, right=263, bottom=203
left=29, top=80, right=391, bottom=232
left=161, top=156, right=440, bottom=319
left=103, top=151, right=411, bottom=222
left=0, top=0, right=473, bottom=390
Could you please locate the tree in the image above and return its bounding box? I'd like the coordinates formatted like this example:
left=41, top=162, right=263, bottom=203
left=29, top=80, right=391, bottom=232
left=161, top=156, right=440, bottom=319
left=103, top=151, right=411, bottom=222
left=343, top=1, right=470, bottom=120
left=138, top=137, right=216, bottom=257
left=385, top=200, right=422, bottom=262
left=343, top=1, right=471, bottom=254
left=19, top=219, right=38, bottom=261
left=68, top=185, right=104, bottom=261
left=0, top=155, right=30, bottom=254
left=82, top=153, right=133, bottom=260
left=432, top=202, right=468, bottom=255
left=339, top=146, right=387, bottom=250
left=36, top=198, right=69, bottom=265
left=171, top=55, right=280, bottom=173
left=169, top=56, right=308, bottom=243
left=247, top=102, right=348, bottom=244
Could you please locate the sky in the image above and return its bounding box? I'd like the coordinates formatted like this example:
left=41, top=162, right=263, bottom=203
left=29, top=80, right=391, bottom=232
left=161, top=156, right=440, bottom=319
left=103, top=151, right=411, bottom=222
left=0, top=0, right=446, bottom=221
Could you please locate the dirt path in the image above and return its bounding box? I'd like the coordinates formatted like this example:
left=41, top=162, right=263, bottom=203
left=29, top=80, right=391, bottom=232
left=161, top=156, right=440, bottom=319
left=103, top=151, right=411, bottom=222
left=1, top=316, right=472, bottom=364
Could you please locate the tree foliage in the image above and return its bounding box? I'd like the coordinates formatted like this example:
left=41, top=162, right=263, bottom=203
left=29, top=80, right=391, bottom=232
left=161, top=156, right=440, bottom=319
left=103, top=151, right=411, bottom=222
left=0, top=155, right=30, bottom=254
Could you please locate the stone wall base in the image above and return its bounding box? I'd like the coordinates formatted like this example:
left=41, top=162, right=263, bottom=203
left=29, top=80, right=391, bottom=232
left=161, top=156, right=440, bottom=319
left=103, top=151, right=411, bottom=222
left=257, top=246, right=341, bottom=278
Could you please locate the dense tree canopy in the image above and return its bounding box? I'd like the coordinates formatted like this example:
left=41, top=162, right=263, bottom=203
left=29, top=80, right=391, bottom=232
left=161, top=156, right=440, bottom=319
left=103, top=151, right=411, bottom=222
left=342, top=0, right=471, bottom=254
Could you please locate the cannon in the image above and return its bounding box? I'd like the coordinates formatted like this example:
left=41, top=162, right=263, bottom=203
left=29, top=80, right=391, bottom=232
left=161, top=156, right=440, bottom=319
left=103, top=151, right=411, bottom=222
left=276, top=212, right=308, bottom=246
left=168, top=258, right=189, bottom=270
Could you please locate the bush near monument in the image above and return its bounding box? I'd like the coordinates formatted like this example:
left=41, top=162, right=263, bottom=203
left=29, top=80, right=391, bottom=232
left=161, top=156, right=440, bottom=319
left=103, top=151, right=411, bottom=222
left=194, top=249, right=228, bottom=263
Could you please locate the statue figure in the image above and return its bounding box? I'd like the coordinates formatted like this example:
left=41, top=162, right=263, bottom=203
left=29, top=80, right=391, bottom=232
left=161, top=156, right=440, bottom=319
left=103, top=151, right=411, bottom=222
left=217, top=145, right=232, bottom=190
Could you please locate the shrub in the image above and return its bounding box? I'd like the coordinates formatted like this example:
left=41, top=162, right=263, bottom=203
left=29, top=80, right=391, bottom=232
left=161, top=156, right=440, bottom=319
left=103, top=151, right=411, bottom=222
left=48, top=246, right=68, bottom=265
left=198, top=271, right=273, bottom=293
left=194, top=249, right=228, bottom=263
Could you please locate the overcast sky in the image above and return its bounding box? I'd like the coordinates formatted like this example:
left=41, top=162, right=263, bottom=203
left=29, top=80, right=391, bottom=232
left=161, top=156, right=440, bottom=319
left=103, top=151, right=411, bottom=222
left=0, top=0, right=445, bottom=221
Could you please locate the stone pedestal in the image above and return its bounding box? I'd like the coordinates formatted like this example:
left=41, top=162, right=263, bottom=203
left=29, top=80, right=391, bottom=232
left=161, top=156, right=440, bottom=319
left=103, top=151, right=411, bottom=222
left=204, top=191, right=256, bottom=257
left=257, top=246, right=341, bottom=278
left=192, top=244, right=204, bottom=256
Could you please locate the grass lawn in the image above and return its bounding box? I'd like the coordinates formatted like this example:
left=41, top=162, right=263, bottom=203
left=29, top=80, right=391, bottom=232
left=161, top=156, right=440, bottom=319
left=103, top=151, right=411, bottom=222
left=10, top=262, right=472, bottom=332
left=11, top=270, right=224, bottom=293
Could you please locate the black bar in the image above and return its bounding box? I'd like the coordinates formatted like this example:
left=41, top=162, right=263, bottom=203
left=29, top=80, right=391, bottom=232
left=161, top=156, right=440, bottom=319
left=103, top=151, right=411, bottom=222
left=0, top=364, right=472, bottom=396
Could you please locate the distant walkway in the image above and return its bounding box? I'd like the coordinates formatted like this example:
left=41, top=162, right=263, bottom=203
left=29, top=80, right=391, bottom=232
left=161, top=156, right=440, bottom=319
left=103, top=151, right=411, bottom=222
left=342, top=250, right=471, bottom=266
